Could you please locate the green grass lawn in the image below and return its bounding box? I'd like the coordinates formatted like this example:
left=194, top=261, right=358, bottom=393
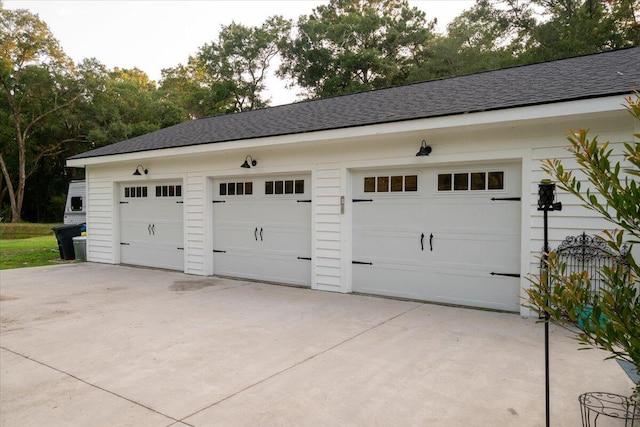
left=0, top=223, right=65, bottom=270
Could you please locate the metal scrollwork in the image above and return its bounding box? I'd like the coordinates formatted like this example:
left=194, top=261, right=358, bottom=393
left=544, top=232, right=630, bottom=298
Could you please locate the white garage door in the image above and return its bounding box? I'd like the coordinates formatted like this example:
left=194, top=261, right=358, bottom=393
left=119, top=182, right=184, bottom=271
left=352, top=163, right=521, bottom=311
left=212, top=175, right=311, bottom=286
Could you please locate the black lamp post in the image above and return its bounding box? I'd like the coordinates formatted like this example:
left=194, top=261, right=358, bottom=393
left=537, top=179, right=562, bottom=427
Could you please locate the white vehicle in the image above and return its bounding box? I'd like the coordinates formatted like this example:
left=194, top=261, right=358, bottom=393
left=63, top=180, right=86, bottom=225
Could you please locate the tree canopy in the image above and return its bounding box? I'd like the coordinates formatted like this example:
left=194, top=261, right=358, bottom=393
left=278, top=0, right=436, bottom=98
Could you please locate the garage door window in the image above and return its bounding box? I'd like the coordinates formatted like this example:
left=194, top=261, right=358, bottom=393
left=124, top=186, right=148, bottom=198
left=364, top=175, right=417, bottom=193
left=156, top=185, right=182, bottom=197
left=437, top=171, right=504, bottom=192
left=220, top=182, right=252, bottom=196
left=265, top=180, right=304, bottom=195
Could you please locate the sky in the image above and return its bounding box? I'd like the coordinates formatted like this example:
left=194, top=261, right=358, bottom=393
left=4, top=0, right=476, bottom=105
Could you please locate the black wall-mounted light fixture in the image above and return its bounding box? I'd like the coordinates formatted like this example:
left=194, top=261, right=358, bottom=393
left=416, top=140, right=432, bottom=156
left=241, top=155, right=257, bottom=168
left=133, top=165, right=148, bottom=176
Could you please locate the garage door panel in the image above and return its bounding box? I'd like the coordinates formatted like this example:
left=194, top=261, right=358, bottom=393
left=430, top=233, right=519, bottom=267
left=213, top=252, right=260, bottom=280
left=119, top=181, right=184, bottom=271
left=121, top=241, right=183, bottom=271
left=212, top=176, right=311, bottom=286
left=353, top=265, right=425, bottom=299
left=152, top=220, right=183, bottom=245
left=260, top=223, right=310, bottom=253
left=354, top=230, right=422, bottom=263
left=352, top=164, right=521, bottom=311
left=261, top=256, right=311, bottom=286
left=431, top=272, right=520, bottom=311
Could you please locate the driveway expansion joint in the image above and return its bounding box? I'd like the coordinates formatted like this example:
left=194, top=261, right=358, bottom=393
left=179, top=302, right=422, bottom=423
left=0, top=345, right=179, bottom=424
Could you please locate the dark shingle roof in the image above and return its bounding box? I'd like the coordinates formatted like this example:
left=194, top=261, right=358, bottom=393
left=71, top=47, right=640, bottom=160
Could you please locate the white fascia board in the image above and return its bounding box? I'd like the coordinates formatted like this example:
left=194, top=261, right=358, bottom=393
left=66, top=95, right=628, bottom=168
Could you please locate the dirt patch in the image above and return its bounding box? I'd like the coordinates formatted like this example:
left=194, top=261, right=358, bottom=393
left=170, top=279, right=227, bottom=291
left=0, top=295, right=18, bottom=302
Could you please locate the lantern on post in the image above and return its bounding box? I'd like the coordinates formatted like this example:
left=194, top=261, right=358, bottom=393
left=537, top=179, right=562, bottom=427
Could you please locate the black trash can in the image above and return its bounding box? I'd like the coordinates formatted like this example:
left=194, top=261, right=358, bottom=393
left=52, top=224, right=83, bottom=260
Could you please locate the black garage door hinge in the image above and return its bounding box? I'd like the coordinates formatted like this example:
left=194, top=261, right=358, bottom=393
left=119, top=201, right=129, bottom=204
left=176, top=201, right=183, bottom=204
left=490, top=197, right=521, bottom=201
left=212, top=200, right=226, bottom=203
left=212, top=249, right=227, bottom=253
left=297, top=199, right=312, bottom=203
left=490, top=272, right=521, bottom=278
left=177, top=247, right=184, bottom=250
left=353, top=199, right=373, bottom=203
left=120, top=242, right=130, bottom=246
left=297, top=256, right=312, bottom=261
left=352, top=260, right=373, bottom=265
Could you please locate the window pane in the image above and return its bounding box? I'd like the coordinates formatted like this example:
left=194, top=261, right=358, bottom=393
left=295, top=180, right=304, bottom=194
left=364, top=177, right=375, bottom=193
left=237, top=182, right=244, bottom=195
left=285, top=180, right=294, bottom=194
left=438, top=174, right=451, bottom=191
left=220, top=183, right=227, bottom=196
left=176, top=186, right=182, bottom=197
left=377, top=176, right=389, bottom=192
left=245, top=182, right=253, bottom=195
left=162, top=186, right=168, bottom=197
left=471, top=172, right=486, bottom=190
left=265, top=181, right=273, bottom=195
left=136, top=187, right=142, bottom=197
left=71, top=196, right=82, bottom=211
left=275, top=180, right=284, bottom=194
left=142, top=187, right=147, bottom=197
left=454, top=173, right=468, bottom=190
left=391, top=176, right=403, bottom=192
left=488, top=171, right=504, bottom=190
left=405, top=175, right=418, bottom=192
left=125, top=187, right=130, bottom=198
left=169, top=185, right=175, bottom=197
left=228, top=183, right=236, bottom=195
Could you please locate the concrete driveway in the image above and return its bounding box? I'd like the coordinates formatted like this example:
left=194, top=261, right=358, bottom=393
left=0, top=264, right=634, bottom=426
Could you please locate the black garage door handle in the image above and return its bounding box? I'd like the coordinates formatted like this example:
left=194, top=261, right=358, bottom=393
left=420, top=233, right=424, bottom=251
left=430, top=233, right=433, bottom=251
left=260, top=227, right=263, bottom=241
left=254, top=227, right=258, bottom=241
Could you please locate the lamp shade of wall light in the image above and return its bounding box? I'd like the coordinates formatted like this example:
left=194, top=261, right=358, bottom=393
left=133, top=165, right=148, bottom=175
left=241, top=155, right=257, bottom=168
left=416, top=140, right=432, bottom=156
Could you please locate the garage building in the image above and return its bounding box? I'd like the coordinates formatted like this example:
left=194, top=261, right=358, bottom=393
left=67, top=48, right=640, bottom=315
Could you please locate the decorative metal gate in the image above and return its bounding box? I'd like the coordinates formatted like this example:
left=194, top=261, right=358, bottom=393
left=552, top=232, right=630, bottom=297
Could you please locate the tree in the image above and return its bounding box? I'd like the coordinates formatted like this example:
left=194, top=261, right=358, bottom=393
left=521, top=0, right=639, bottom=61
left=0, top=6, right=79, bottom=222
left=409, top=0, right=527, bottom=81
left=279, top=0, right=436, bottom=98
left=172, top=16, right=291, bottom=115
left=526, top=93, right=640, bottom=396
